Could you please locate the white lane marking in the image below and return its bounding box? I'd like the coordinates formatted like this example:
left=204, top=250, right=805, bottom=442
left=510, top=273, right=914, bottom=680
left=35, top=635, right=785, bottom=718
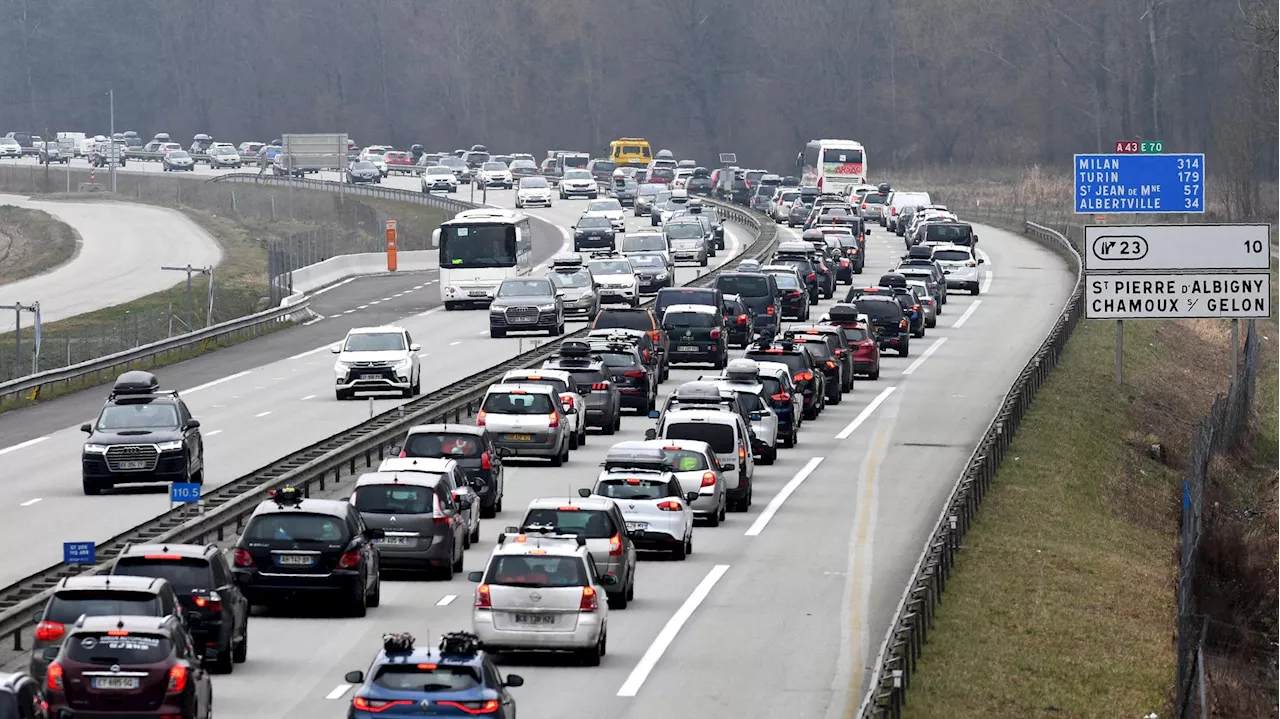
left=414, top=285, right=424, bottom=290
left=343, top=309, right=356, bottom=314
left=325, top=684, right=352, bottom=700
left=436, top=594, right=457, bottom=606
left=369, top=300, right=382, bottom=306
left=309, top=277, right=356, bottom=297
left=0, top=437, right=49, bottom=457
left=205, top=430, right=223, bottom=437
left=301, top=394, right=316, bottom=401
left=981, top=270, right=993, bottom=293
left=951, top=300, right=982, bottom=328
left=976, top=247, right=991, bottom=264
left=181, top=371, right=251, bottom=395
left=418, top=306, right=442, bottom=317
left=744, top=457, right=824, bottom=536
left=450, top=341, right=462, bottom=346
left=302, top=315, right=325, bottom=326
left=478, top=331, right=488, bottom=336
left=357, top=305, right=369, bottom=310
left=835, top=386, right=897, bottom=440
left=289, top=344, right=336, bottom=360
left=254, top=411, right=272, bottom=418
left=901, top=338, right=948, bottom=376
left=20, top=498, right=42, bottom=507
left=617, top=564, right=730, bottom=697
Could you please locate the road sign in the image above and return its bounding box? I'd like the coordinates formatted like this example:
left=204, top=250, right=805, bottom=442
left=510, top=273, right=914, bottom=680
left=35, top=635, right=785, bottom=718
left=1074, top=153, right=1205, bottom=214
left=1084, top=224, right=1272, bottom=271
left=1114, top=141, right=1164, bottom=154
left=170, top=483, right=201, bottom=503
left=282, top=133, right=348, bottom=172
left=1086, top=272, right=1271, bottom=319
left=63, top=541, right=95, bottom=565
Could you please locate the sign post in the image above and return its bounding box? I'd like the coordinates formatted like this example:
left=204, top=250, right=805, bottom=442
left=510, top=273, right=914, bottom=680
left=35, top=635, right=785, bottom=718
left=385, top=220, right=398, bottom=272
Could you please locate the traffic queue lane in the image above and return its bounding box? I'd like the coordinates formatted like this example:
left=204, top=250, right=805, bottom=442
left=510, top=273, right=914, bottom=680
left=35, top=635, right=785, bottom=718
left=0, top=187, right=748, bottom=587
left=198, top=221, right=1072, bottom=719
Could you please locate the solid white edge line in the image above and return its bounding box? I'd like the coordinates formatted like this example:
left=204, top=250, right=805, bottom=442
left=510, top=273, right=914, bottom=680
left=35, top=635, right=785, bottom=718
left=289, top=344, right=335, bottom=360
left=20, top=498, right=42, bottom=507
left=981, top=270, right=993, bottom=293
left=951, top=300, right=982, bottom=329
left=308, top=277, right=356, bottom=298
left=835, top=386, right=897, bottom=440
left=901, top=337, right=948, bottom=376
left=325, top=684, right=352, bottom=700
left=436, top=594, right=457, bottom=606
left=744, top=457, right=824, bottom=536
left=180, top=371, right=251, bottom=395
left=0, top=436, right=49, bottom=457
left=302, top=315, right=325, bottom=326
left=617, top=564, right=730, bottom=697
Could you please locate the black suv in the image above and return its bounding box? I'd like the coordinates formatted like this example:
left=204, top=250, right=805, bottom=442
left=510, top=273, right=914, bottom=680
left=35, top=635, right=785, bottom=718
left=232, top=488, right=384, bottom=617
left=770, top=248, right=823, bottom=304
left=722, top=294, right=756, bottom=348
left=0, top=671, right=45, bottom=719
left=784, top=331, right=846, bottom=405
left=111, top=543, right=250, bottom=673
left=394, top=425, right=505, bottom=517
left=588, top=336, right=659, bottom=414
left=654, top=287, right=727, bottom=319
left=713, top=271, right=781, bottom=334
left=80, top=371, right=203, bottom=496
left=662, top=304, right=729, bottom=368
left=844, top=291, right=911, bottom=356
left=744, top=339, right=827, bottom=420
left=542, top=341, right=623, bottom=434
left=572, top=215, right=616, bottom=252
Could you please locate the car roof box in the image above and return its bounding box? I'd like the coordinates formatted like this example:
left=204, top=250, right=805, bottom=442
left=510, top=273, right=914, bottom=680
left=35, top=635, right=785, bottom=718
left=827, top=304, right=864, bottom=322
left=112, top=371, right=160, bottom=396
left=724, top=358, right=760, bottom=382
left=558, top=340, right=594, bottom=358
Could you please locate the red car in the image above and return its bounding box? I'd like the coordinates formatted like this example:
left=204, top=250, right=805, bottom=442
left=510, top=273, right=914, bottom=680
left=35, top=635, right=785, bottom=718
left=383, top=151, right=416, bottom=174
left=824, top=305, right=882, bottom=380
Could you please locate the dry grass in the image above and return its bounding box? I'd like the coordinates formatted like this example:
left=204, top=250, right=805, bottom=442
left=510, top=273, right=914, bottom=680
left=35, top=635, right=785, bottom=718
left=0, top=205, right=79, bottom=284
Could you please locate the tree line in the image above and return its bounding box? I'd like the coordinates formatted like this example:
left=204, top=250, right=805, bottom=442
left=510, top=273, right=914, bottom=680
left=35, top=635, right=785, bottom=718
left=0, top=0, right=1274, bottom=190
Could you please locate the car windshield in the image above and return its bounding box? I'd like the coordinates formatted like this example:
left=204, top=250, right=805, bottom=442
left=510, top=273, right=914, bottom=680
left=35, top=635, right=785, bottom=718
left=214, top=147, right=236, bottom=155
left=364, top=149, right=386, bottom=157
left=628, top=254, right=665, bottom=268
left=664, top=421, right=734, bottom=453
left=622, top=235, right=666, bottom=252
left=563, top=170, right=591, bottom=180
left=487, top=554, right=587, bottom=588
left=344, top=332, right=405, bottom=351
left=46, top=591, right=162, bottom=624
left=440, top=157, right=464, bottom=168
left=664, top=311, right=716, bottom=328
left=482, top=392, right=555, bottom=414
left=588, top=260, right=632, bottom=275
left=243, top=513, right=348, bottom=543
left=520, top=177, right=548, bottom=188
left=352, top=484, right=434, bottom=514
left=97, top=403, right=178, bottom=430
left=665, top=223, right=704, bottom=240
left=932, top=249, right=972, bottom=262
left=65, top=633, right=172, bottom=665
left=592, top=161, right=617, bottom=173
left=549, top=270, right=591, bottom=288
left=482, top=162, right=506, bottom=171
left=168, top=151, right=190, bottom=159
left=353, top=161, right=377, bottom=171
left=842, top=326, right=869, bottom=342
left=715, top=275, right=771, bottom=297
left=594, top=311, right=650, bottom=330
left=426, top=166, right=452, bottom=175
left=588, top=200, right=622, bottom=212
left=638, top=185, right=662, bottom=198
left=596, top=477, right=668, bottom=500
left=402, top=432, right=482, bottom=458
left=498, top=279, right=552, bottom=298
left=578, top=216, right=611, bottom=229
left=374, top=665, right=481, bottom=692
left=113, top=557, right=211, bottom=593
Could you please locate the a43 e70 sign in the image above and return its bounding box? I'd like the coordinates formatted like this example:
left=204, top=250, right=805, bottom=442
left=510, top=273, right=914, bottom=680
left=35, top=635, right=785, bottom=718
left=1074, top=153, right=1205, bottom=214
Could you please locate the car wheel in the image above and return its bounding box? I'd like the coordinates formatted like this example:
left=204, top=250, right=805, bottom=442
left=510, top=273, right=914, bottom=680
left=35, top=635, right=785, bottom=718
left=761, top=446, right=777, bottom=465
left=490, top=327, right=506, bottom=338
left=367, top=573, right=381, bottom=608
left=705, top=504, right=720, bottom=527
left=700, top=256, right=708, bottom=267
left=569, top=429, right=579, bottom=450
left=348, top=580, right=368, bottom=618
left=672, top=537, right=687, bottom=561
left=870, top=366, right=881, bottom=380
left=607, top=590, right=628, bottom=610
left=899, top=342, right=910, bottom=357
left=971, top=283, right=981, bottom=296
left=451, top=546, right=465, bottom=574
left=208, top=646, right=233, bottom=674
left=335, top=389, right=350, bottom=401
left=463, top=526, right=472, bottom=549
left=411, top=373, right=421, bottom=396
left=579, top=631, right=605, bottom=667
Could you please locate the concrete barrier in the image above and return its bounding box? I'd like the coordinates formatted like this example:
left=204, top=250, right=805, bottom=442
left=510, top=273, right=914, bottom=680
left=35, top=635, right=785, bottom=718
left=281, top=250, right=439, bottom=307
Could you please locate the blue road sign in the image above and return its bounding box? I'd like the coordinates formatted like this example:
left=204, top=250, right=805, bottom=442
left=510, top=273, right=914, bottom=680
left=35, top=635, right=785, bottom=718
left=1074, top=153, right=1205, bottom=214
left=63, top=541, right=96, bottom=565
left=170, top=483, right=202, bottom=503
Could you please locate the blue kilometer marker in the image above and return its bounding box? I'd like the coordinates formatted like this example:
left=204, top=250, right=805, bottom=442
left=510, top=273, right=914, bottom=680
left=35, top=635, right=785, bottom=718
left=1073, top=153, right=1205, bottom=214
left=63, top=541, right=95, bottom=565
left=170, top=482, right=202, bottom=503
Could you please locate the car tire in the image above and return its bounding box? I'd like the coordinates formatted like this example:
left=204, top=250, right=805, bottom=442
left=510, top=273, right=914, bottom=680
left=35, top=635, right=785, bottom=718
left=926, top=318, right=936, bottom=329
left=463, top=527, right=472, bottom=549
left=761, top=446, right=777, bottom=465
left=367, top=574, right=381, bottom=608
left=451, top=547, right=464, bottom=575
left=971, top=283, right=981, bottom=296
left=335, top=389, right=350, bottom=400
left=672, top=537, right=687, bottom=561
left=348, top=581, right=367, bottom=618
left=700, top=256, right=709, bottom=267
left=490, top=327, right=506, bottom=338
left=607, top=590, right=628, bottom=610
left=580, top=631, right=605, bottom=667
left=495, top=496, right=503, bottom=513
left=870, top=367, right=881, bottom=380
left=899, top=342, right=910, bottom=357
left=232, top=627, right=248, bottom=664
left=208, top=645, right=233, bottom=674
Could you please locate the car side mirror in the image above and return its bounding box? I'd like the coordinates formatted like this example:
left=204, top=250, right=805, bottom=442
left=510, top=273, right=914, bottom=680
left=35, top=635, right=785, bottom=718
left=577, top=488, right=592, bottom=498
left=978, top=258, right=985, bottom=264
left=330, top=345, right=341, bottom=354
left=647, top=410, right=660, bottom=419
left=185, top=419, right=201, bottom=430
left=556, top=290, right=566, bottom=298
left=344, top=670, right=365, bottom=684
left=467, top=571, right=484, bottom=582
left=644, top=428, right=657, bottom=440
left=972, top=234, right=979, bottom=242
left=504, top=526, right=519, bottom=535
left=749, top=412, right=762, bottom=421
left=186, top=611, right=201, bottom=625
left=496, top=447, right=514, bottom=458
left=721, top=463, right=736, bottom=472
left=410, top=343, right=421, bottom=352
left=365, top=527, right=385, bottom=540
left=389, top=446, right=401, bottom=456
left=81, top=423, right=92, bottom=433
left=598, top=574, right=619, bottom=586
left=504, top=674, right=525, bottom=687
left=31, top=609, right=42, bottom=624
left=685, top=492, right=700, bottom=503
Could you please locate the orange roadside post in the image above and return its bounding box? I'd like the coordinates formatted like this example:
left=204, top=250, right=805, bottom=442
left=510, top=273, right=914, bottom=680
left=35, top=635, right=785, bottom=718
left=385, top=220, right=398, bottom=271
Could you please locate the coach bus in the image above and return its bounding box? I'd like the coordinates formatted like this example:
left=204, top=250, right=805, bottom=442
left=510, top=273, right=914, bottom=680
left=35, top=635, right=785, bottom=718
left=797, top=139, right=868, bottom=192
left=433, top=208, right=533, bottom=310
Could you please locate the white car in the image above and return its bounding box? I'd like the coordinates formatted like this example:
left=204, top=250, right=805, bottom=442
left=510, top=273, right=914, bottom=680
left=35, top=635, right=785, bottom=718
left=331, top=325, right=423, bottom=400
left=930, top=244, right=983, bottom=295
left=0, top=138, right=22, bottom=159
left=500, top=368, right=587, bottom=450
left=515, top=176, right=553, bottom=207
left=206, top=144, right=242, bottom=168
left=477, top=161, right=513, bottom=189
left=584, top=198, right=626, bottom=232
left=586, top=468, right=696, bottom=559
left=421, top=165, right=459, bottom=193
left=586, top=256, right=640, bottom=306
left=601, top=440, right=727, bottom=526
left=559, top=169, right=599, bottom=199
left=158, top=142, right=182, bottom=155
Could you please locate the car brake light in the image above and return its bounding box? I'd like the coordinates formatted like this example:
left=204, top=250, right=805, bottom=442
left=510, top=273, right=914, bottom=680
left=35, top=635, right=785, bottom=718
left=609, top=533, right=623, bottom=556
left=560, top=393, right=575, bottom=410
left=913, top=304, right=921, bottom=312
left=657, top=500, right=683, bottom=511
left=738, top=446, right=746, bottom=463
left=192, top=593, right=222, bottom=613
left=46, top=662, right=63, bottom=691
left=710, top=329, right=721, bottom=339
left=167, top=665, right=187, bottom=693
left=862, top=203, right=868, bottom=210
left=437, top=700, right=501, bottom=715
left=481, top=450, right=492, bottom=470
left=233, top=548, right=254, bottom=568
left=737, top=313, right=748, bottom=325
left=770, top=392, right=791, bottom=403
left=35, top=621, right=64, bottom=642
left=891, top=207, right=898, bottom=215
left=475, top=584, right=492, bottom=608
left=900, top=319, right=909, bottom=329
left=825, top=360, right=837, bottom=369
left=841, top=260, right=849, bottom=267
left=788, top=290, right=802, bottom=298
left=580, top=586, right=599, bottom=611
left=338, top=550, right=360, bottom=568
left=548, top=411, right=560, bottom=428
left=642, top=349, right=651, bottom=362
left=834, top=348, right=845, bottom=357
left=398, top=448, right=407, bottom=458
left=476, top=409, right=487, bottom=426
left=794, top=371, right=813, bottom=382
left=806, top=273, right=816, bottom=281
left=700, top=471, right=717, bottom=487
left=591, top=382, right=609, bottom=391
left=623, top=370, right=645, bottom=378
left=353, top=697, right=415, bottom=712
left=966, top=261, right=976, bottom=267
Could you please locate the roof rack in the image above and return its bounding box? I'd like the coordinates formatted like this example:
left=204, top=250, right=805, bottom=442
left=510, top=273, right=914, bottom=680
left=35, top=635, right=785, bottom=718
left=383, top=632, right=416, bottom=654
left=109, top=371, right=176, bottom=400
left=557, top=340, right=596, bottom=358
left=497, top=525, right=587, bottom=548
left=268, top=486, right=306, bottom=507
left=439, top=631, right=481, bottom=656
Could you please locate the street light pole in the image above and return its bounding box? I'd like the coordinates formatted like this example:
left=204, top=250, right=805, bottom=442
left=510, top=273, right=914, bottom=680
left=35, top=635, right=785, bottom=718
left=108, top=88, right=117, bottom=193
left=161, top=265, right=213, bottom=332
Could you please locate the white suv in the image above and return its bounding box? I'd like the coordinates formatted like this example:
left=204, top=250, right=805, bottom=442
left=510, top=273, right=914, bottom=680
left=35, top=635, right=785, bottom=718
left=477, top=161, right=513, bottom=189
left=331, top=326, right=422, bottom=399
left=930, top=244, right=983, bottom=295
left=515, top=177, right=553, bottom=207
left=585, top=468, right=696, bottom=559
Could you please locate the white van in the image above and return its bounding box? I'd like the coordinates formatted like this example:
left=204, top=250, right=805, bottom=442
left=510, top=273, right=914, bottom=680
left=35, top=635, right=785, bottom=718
left=649, top=408, right=754, bottom=512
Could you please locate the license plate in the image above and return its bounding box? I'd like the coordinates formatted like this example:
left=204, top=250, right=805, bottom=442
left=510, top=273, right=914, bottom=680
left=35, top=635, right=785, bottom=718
left=677, top=345, right=698, bottom=352
left=511, top=315, right=536, bottom=324
left=118, top=460, right=147, bottom=470
left=514, top=614, right=556, bottom=625
left=469, top=290, right=489, bottom=297
left=504, top=433, right=533, bottom=441
left=375, top=536, right=409, bottom=546
left=360, top=374, right=381, bottom=380
left=626, top=521, right=649, bottom=531
left=276, top=555, right=315, bottom=566
left=93, top=677, right=139, bottom=690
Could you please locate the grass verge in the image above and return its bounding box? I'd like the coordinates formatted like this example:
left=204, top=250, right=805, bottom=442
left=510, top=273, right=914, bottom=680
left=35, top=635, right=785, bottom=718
left=0, top=205, right=79, bottom=284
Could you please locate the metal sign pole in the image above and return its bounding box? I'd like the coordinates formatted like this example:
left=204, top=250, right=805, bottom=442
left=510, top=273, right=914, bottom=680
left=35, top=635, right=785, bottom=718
left=1230, top=319, right=1239, bottom=388
left=108, top=89, right=117, bottom=193
left=1115, top=320, right=1123, bottom=385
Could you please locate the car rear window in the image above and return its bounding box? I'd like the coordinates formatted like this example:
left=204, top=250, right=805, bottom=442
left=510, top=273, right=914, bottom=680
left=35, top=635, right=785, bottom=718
left=511, top=377, right=570, bottom=395
left=745, top=351, right=808, bottom=375
left=850, top=299, right=904, bottom=321
left=594, top=311, right=652, bottom=331
left=596, top=478, right=669, bottom=500
left=663, top=311, right=717, bottom=328
left=352, top=485, right=433, bottom=514
left=796, top=339, right=833, bottom=359
left=759, top=377, right=784, bottom=397
left=926, top=225, right=973, bottom=244
left=932, top=249, right=972, bottom=262
left=715, top=275, right=771, bottom=297
left=487, top=555, right=587, bottom=587
left=374, top=665, right=480, bottom=692
left=597, top=352, right=639, bottom=368
left=656, top=289, right=717, bottom=315
left=663, top=421, right=735, bottom=453
left=402, top=432, right=483, bottom=458
left=244, top=513, right=348, bottom=543
left=559, top=368, right=606, bottom=388
left=482, top=392, right=555, bottom=414
left=841, top=327, right=869, bottom=342
left=65, top=633, right=172, bottom=664
left=47, top=591, right=162, bottom=624
left=773, top=275, right=802, bottom=290
left=523, top=507, right=615, bottom=538
left=660, top=448, right=709, bottom=471
left=863, top=193, right=887, bottom=205
left=113, top=557, right=211, bottom=593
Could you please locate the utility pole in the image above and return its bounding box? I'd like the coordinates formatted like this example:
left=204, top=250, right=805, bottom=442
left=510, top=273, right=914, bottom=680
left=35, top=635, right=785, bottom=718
left=108, top=88, right=117, bottom=193
left=161, top=265, right=213, bottom=332
left=9, top=302, right=39, bottom=375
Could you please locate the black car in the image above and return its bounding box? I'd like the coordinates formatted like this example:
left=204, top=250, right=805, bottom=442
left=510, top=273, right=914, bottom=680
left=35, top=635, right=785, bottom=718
left=0, top=670, right=46, bottom=718
left=744, top=339, right=827, bottom=420
left=765, top=268, right=810, bottom=320
left=587, top=328, right=663, bottom=384
left=394, top=424, right=505, bottom=517
left=713, top=271, right=781, bottom=334
left=488, top=277, right=565, bottom=338
left=80, top=371, right=204, bottom=496
left=627, top=252, right=675, bottom=292
left=771, top=243, right=826, bottom=304
left=231, top=488, right=383, bottom=617
left=541, top=341, right=624, bottom=434
left=730, top=178, right=751, bottom=205
left=886, top=285, right=927, bottom=338
left=654, top=287, right=726, bottom=319
left=844, top=290, right=911, bottom=356
left=589, top=337, right=658, bottom=413
left=111, top=543, right=250, bottom=673
left=685, top=174, right=714, bottom=196
left=784, top=330, right=847, bottom=404
left=572, top=215, right=616, bottom=252
left=346, top=160, right=381, bottom=184
left=662, top=304, right=729, bottom=368
left=722, top=294, right=756, bottom=348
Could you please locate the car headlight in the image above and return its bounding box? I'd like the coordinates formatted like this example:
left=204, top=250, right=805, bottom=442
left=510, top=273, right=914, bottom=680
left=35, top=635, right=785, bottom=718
left=654, top=273, right=669, bottom=280
left=334, top=360, right=352, bottom=370
left=83, top=443, right=108, bottom=453
left=536, top=303, right=556, bottom=311
left=394, top=357, right=414, bottom=369
left=156, top=440, right=184, bottom=452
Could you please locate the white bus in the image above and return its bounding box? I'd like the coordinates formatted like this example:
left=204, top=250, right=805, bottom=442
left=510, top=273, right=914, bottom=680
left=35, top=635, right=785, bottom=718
left=432, top=209, right=533, bottom=310
left=797, top=139, right=868, bottom=192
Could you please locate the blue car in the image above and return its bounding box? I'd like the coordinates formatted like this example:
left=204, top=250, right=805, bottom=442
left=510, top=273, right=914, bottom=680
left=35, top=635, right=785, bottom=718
left=345, top=632, right=523, bottom=718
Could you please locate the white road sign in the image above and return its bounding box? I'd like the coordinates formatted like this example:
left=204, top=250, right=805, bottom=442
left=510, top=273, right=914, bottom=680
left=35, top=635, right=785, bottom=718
left=1084, top=224, right=1271, bottom=271
left=1086, top=272, right=1271, bottom=319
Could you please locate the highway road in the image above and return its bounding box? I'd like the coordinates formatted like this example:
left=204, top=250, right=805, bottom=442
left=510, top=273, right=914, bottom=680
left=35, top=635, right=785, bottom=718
left=0, top=154, right=1075, bottom=717
left=0, top=191, right=222, bottom=331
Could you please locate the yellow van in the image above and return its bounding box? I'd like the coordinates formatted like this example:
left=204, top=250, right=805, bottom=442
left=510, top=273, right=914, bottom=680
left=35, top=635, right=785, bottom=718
left=610, top=138, right=652, bottom=167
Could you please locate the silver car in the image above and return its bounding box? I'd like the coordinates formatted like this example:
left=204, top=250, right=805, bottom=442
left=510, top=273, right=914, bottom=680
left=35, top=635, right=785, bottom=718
left=547, top=265, right=600, bottom=319
left=468, top=531, right=613, bottom=664
left=664, top=221, right=709, bottom=266
left=479, top=384, right=571, bottom=465
left=350, top=466, right=469, bottom=577
left=517, top=497, right=638, bottom=609
left=905, top=279, right=939, bottom=328
left=602, top=440, right=727, bottom=526
left=376, top=457, right=482, bottom=547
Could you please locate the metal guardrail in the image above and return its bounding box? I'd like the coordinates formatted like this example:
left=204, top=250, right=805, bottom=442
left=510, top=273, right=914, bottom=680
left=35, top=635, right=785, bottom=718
left=0, top=198, right=777, bottom=654
left=0, top=302, right=314, bottom=407
left=207, top=172, right=481, bottom=214
left=855, top=220, right=1085, bottom=718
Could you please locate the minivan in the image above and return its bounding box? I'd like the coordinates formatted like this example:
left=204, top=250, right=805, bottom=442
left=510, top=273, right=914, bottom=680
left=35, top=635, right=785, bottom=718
left=649, top=409, right=754, bottom=512
left=350, top=467, right=469, bottom=578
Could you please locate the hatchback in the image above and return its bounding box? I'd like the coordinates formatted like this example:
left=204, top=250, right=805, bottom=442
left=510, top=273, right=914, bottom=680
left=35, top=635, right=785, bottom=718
left=478, top=384, right=571, bottom=466
left=351, top=467, right=469, bottom=578
left=515, top=499, right=637, bottom=609
left=583, top=471, right=696, bottom=559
